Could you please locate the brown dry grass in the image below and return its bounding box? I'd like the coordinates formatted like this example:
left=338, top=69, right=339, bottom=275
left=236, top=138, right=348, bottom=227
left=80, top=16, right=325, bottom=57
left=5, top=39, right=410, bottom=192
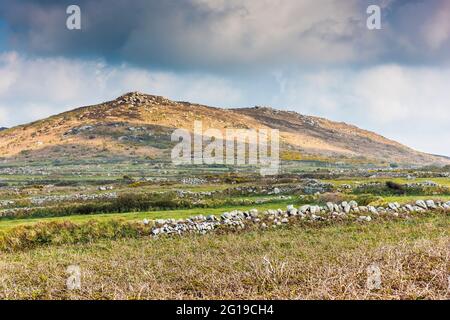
left=0, top=214, right=448, bottom=300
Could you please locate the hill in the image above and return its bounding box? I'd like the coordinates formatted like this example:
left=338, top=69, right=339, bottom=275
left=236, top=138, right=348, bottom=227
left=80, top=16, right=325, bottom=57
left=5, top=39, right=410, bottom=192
left=0, top=92, right=447, bottom=166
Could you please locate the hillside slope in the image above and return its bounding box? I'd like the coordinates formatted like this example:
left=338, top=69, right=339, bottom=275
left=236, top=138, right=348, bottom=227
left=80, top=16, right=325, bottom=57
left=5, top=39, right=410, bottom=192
left=0, top=92, right=447, bottom=165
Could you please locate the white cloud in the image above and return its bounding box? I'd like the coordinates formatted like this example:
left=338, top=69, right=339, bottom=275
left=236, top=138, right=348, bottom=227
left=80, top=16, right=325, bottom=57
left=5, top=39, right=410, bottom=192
left=0, top=52, right=242, bottom=126
left=353, top=65, right=450, bottom=124
left=272, top=64, right=450, bottom=156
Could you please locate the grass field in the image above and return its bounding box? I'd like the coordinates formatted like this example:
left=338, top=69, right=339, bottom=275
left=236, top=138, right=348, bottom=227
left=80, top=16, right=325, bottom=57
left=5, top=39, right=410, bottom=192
left=1, top=193, right=449, bottom=232
left=1, top=213, right=448, bottom=299
left=0, top=161, right=448, bottom=300
left=0, top=200, right=294, bottom=231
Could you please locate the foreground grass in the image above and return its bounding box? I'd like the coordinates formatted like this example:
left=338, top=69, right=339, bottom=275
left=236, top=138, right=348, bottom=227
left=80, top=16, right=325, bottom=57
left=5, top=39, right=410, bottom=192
left=0, top=214, right=448, bottom=299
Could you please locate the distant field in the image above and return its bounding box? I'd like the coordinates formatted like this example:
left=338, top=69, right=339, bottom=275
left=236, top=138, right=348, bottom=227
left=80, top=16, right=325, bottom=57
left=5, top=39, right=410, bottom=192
left=1, top=213, right=448, bottom=299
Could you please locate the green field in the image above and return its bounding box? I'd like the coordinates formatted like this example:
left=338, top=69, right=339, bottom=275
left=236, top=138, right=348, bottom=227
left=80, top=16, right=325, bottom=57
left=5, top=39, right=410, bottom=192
left=0, top=200, right=293, bottom=231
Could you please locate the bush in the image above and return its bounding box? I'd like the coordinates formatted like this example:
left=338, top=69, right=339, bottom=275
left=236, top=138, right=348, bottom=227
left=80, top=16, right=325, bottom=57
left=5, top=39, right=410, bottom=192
left=112, top=193, right=189, bottom=211
left=385, top=181, right=405, bottom=194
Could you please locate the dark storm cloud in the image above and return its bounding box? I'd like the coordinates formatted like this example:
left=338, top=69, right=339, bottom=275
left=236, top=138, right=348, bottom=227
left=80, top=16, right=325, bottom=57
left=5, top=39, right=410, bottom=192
left=5, top=0, right=450, bottom=71
left=379, top=0, right=450, bottom=64
left=0, top=0, right=233, bottom=69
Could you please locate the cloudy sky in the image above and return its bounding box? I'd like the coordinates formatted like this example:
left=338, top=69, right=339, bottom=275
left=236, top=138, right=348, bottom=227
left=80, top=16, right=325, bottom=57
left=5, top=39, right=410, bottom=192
left=0, top=0, right=449, bottom=156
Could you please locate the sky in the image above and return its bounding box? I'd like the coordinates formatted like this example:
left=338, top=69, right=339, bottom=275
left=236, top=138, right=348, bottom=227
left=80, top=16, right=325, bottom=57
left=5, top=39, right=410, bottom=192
left=0, top=0, right=449, bottom=156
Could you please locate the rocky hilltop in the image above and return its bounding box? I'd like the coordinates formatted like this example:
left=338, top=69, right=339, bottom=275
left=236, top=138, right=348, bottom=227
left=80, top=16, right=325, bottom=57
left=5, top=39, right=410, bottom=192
left=0, top=92, right=447, bottom=166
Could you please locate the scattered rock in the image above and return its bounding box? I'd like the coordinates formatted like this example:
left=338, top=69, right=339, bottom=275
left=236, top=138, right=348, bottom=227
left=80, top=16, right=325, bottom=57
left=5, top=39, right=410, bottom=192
left=425, top=200, right=437, bottom=209
left=416, top=200, right=427, bottom=210
left=358, top=216, right=372, bottom=222
left=140, top=199, right=447, bottom=238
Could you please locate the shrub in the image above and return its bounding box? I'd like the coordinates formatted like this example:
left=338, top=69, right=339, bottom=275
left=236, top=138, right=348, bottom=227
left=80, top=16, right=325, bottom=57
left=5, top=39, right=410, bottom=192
left=386, top=181, right=405, bottom=194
